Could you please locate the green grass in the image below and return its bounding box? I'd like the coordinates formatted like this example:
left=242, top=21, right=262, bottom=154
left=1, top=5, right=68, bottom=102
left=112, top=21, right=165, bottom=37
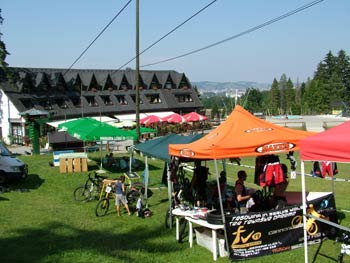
left=0, top=152, right=349, bottom=262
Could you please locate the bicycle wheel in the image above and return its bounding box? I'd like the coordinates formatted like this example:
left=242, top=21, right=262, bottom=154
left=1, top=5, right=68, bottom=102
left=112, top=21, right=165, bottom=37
left=73, top=185, right=91, bottom=202
left=95, top=197, right=110, bottom=217
left=90, top=184, right=101, bottom=201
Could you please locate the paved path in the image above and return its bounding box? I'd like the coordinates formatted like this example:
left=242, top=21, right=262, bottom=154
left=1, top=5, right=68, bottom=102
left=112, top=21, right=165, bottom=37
left=266, top=115, right=349, bottom=132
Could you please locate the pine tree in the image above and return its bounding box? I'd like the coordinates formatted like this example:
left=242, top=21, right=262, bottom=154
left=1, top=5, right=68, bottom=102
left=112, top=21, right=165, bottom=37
left=269, top=78, right=280, bottom=115
left=284, top=78, right=295, bottom=114
left=0, top=9, right=15, bottom=82
left=278, top=74, right=288, bottom=114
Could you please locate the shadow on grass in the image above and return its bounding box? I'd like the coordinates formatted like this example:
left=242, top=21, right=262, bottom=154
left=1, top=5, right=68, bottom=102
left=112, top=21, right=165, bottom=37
left=2, top=174, right=45, bottom=192
left=0, top=222, right=181, bottom=262
left=0, top=196, right=9, bottom=201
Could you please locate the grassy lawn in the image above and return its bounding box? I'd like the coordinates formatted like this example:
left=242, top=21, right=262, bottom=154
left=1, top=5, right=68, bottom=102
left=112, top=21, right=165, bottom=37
left=0, top=151, right=349, bottom=263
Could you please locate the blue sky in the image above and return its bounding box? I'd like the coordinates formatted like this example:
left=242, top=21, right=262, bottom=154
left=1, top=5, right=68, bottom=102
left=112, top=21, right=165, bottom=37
left=1, top=0, right=349, bottom=84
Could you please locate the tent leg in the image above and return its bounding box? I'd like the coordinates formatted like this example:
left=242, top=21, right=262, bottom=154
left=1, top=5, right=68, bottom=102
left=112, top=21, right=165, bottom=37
left=301, top=161, right=309, bottom=263
left=129, top=146, right=133, bottom=174
left=167, top=163, right=173, bottom=229
left=214, top=159, right=230, bottom=256
left=144, top=156, right=149, bottom=208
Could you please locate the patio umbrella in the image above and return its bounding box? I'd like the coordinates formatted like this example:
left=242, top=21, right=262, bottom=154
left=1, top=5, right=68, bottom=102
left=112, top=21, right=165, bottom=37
left=162, top=113, right=186, bottom=124
left=183, top=112, right=208, bottom=122
left=140, top=115, right=163, bottom=125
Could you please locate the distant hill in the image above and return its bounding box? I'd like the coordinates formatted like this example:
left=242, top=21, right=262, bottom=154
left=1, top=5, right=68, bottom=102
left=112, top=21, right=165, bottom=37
left=192, top=81, right=271, bottom=93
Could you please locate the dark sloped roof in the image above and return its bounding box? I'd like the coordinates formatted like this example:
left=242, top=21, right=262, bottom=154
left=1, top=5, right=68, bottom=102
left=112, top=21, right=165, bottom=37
left=0, top=67, right=203, bottom=120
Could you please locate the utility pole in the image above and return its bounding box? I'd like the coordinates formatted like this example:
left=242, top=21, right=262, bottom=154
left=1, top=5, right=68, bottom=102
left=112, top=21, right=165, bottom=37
left=135, top=0, right=140, bottom=142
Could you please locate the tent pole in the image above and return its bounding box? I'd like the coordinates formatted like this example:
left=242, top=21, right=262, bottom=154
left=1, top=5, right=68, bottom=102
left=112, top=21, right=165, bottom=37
left=144, top=156, right=149, bottom=208
left=301, top=161, right=309, bottom=263
left=167, top=162, right=173, bottom=229
left=214, top=159, right=230, bottom=256
left=331, top=164, right=335, bottom=194
left=129, top=146, right=133, bottom=174
left=99, top=140, right=103, bottom=169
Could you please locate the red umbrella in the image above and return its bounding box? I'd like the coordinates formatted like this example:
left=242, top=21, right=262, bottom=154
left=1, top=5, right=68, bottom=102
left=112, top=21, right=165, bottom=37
left=140, top=115, right=163, bottom=125
left=183, top=112, right=208, bottom=122
left=162, top=113, right=186, bottom=123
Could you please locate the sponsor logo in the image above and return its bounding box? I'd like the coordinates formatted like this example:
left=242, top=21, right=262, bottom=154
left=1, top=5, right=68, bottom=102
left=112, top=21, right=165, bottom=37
left=256, top=143, right=295, bottom=153
left=245, top=127, right=273, bottom=133
left=231, top=226, right=262, bottom=249
left=179, top=148, right=195, bottom=157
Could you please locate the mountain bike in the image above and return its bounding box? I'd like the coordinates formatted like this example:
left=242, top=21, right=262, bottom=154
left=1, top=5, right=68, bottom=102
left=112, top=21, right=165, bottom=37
left=73, top=171, right=108, bottom=202
left=95, top=179, right=145, bottom=217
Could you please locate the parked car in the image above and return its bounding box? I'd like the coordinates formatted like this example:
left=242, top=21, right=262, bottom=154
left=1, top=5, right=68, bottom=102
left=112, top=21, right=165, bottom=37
left=0, top=142, right=28, bottom=185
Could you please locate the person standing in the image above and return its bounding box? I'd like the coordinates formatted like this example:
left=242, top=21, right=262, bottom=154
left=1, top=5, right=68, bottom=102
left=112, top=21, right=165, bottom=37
left=115, top=175, right=131, bottom=216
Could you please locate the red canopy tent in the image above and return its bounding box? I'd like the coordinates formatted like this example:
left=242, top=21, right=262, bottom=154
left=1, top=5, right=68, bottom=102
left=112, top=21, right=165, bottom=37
left=299, top=121, right=350, bottom=263
left=300, top=121, right=350, bottom=162
left=140, top=115, right=163, bottom=125
left=183, top=112, right=208, bottom=122
left=162, top=113, right=186, bottom=124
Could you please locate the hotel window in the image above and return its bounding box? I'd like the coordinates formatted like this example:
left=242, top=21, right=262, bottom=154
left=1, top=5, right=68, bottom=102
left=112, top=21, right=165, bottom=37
left=101, top=95, right=113, bottom=106
left=85, top=96, right=98, bottom=107
left=130, top=95, right=143, bottom=104
left=146, top=94, right=161, bottom=104
left=115, top=95, right=128, bottom=105
left=175, top=94, right=193, bottom=103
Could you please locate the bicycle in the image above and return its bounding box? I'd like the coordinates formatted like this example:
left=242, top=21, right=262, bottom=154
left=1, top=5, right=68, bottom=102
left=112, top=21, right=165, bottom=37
left=73, top=171, right=107, bottom=202
left=165, top=164, right=193, bottom=242
left=95, top=179, right=145, bottom=217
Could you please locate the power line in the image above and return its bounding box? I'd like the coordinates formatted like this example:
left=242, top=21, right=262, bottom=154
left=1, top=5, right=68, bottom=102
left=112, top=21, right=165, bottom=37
left=63, top=0, right=132, bottom=76
left=107, top=0, right=218, bottom=78
left=141, top=0, right=325, bottom=68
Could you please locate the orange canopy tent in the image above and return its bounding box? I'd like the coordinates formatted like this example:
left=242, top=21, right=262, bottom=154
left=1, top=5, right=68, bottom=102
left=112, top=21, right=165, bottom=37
left=168, top=105, right=315, bottom=257
left=169, top=105, right=314, bottom=160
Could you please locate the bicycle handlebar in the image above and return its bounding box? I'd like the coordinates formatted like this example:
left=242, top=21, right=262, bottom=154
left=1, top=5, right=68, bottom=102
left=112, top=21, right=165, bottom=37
left=88, top=171, right=108, bottom=181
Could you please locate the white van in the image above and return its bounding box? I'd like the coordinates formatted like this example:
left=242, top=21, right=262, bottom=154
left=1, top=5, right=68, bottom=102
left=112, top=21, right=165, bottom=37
left=0, top=142, right=28, bottom=184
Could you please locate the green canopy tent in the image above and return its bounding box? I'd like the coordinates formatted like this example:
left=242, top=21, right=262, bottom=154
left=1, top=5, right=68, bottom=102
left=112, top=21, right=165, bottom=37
left=57, top=117, right=136, bottom=167
left=133, top=133, right=203, bottom=208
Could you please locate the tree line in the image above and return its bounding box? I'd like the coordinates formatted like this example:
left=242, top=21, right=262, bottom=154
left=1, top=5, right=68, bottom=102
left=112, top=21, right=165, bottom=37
left=202, top=49, right=350, bottom=118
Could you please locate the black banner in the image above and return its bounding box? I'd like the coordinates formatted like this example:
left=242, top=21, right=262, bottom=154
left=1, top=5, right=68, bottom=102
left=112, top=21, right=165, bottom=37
left=225, top=193, right=338, bottom=260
